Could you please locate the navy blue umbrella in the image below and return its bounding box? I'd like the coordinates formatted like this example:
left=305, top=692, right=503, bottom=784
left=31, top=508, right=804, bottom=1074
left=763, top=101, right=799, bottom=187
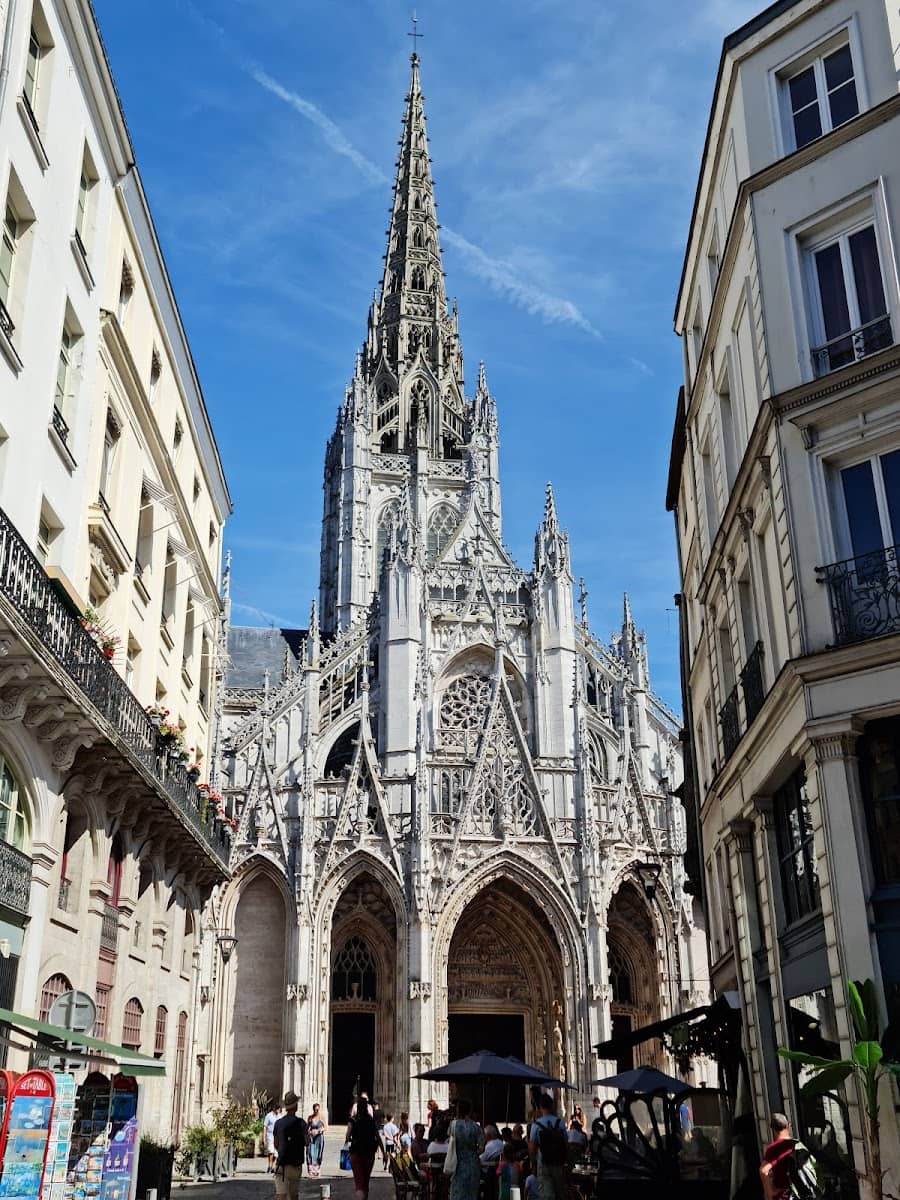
left=589, top=1065, right=690, bottom=1095
left=417, top=1050, right=563, bottom=1083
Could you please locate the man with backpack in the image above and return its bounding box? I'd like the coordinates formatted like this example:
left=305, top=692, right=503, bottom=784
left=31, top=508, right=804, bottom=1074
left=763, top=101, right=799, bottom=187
left=273, top=1091, right=309, bottom=1200
left=760, top=1113, right=820, bottom=1200
left=528, top=1094, right=568, bottom=1200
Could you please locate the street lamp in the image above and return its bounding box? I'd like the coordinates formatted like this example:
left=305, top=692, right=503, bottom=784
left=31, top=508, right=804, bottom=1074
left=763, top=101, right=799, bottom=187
left=216, top=932, right=238, bottom=963
left=634, top=861, right=663, bottom=901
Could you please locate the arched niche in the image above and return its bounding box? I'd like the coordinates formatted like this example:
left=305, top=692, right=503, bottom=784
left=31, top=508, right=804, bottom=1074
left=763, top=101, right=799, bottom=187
left=606, top=882, right=662, bottom=1071
left=228, top=872, right=288, bottom=1102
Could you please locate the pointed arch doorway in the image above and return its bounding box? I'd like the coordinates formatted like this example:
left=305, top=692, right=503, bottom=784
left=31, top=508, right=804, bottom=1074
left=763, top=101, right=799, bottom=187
left=446, top=878, right=564, bottom=1121
left=328, top=872, right=398, bottom=1122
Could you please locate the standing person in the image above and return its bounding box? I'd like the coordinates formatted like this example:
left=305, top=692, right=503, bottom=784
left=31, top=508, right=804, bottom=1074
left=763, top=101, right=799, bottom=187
left=264, top=1101, right=280, bottom=1174
left=346, top=1094, right=384, bottom=1200
left=449, top=1097, right=484, bottom=1200
left=569, top=1105, right=585, bottom=1130
left=590, top=1097, right=602, bottom=1128
left=273, top=1092, right=308, bottom=1200
left=760, top=1113, right=818, bottom=1200
left=528, top=1094, right=568, bottom=1200
left=382, top=1111, right=400, bottom=1166
left=306, top=1103, right=326, bottom=1178
left=498, top=1144, right=523, bottom=1200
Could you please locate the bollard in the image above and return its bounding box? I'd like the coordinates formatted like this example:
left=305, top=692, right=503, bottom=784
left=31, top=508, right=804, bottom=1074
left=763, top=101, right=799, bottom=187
left=510, top=1188, right=521, bottom=1200
left=147, top=1190, right=157, bottom=1200
left=320, top=1186, right=331, bottom=1199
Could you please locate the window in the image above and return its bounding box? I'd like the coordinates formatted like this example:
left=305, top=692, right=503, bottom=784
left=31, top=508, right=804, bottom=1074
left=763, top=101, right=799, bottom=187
left=172, top=1011, right=188, bottom=1139
left=427, top=504, right=457, bottom=560
left=857, top=717, right=900, bottom=885
left=192, top=475, right=200, bottom=505
left=74, top=146, right=97, bottom=259
left=331, top=936, right=376, bottom=1002
left=374, top=501, right=399, bottom=577
left=208, top=521, right=216, bottom=551
left=608, top=944, right=634, bottom=1006
left=107, top=834, right=124, bottom=906
left=0, top=752, right=29, bottom=850
left=0, top=173, right=35, bottom=344
left=161, top=549, right=177, bottom=626
left=154, top=1005, right=167, bottom=1057
left=717, top=372, right=738, bottom=491
left=125, top=639, right=139, bottom=690
left=53, top=315, right=81, bottom=438
left=22, top=9, right=53, bottom=133
left=785, top=40, right=859, bottom=151
left=808, top=222, right=890, bottom=375
left=182, top=600, right=196, bottom=676
left=36, top=516, right=50, bottom=564
left=1, top=204, right=19, bottom=317
left=181, top=910, right=194, bottom=975
left=838, top=449, right=900, bottom=560
left=39, top=973, right=72, bottom=1022
left=172, top=418, right=183, bottom=462
left=121, top=997, right=144, bottom=1050
left=774, top=770, right=820, bottom=924
left=700, top=443, right=717, bottom=547
left=706, top=224, right=720, bottom=296
left=135, top=488, right=153, bottom=577
left=99, top=410, right=120, bottom=509
left=199, top=637, right=211, bottom=712
left=94, top=986, right=110, bottom=1040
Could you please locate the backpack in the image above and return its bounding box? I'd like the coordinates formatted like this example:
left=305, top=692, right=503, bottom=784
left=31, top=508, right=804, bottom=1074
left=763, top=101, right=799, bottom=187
left=350, top=1110, right=381, bottom=1155
left=537, top=1117, right=568, bottom=1167
left=276, top=1115, right=307, bottom=1167
left=789, top=1143, right=821, bottom=1200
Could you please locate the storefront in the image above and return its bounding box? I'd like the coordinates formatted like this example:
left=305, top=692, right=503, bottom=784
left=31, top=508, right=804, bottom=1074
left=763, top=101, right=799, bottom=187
left=0, top=1008, right=164, bottom=1200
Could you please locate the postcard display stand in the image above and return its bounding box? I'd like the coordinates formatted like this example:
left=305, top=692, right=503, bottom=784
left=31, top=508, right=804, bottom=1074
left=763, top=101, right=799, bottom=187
left=44, top=1075, right=77, bottom=1200
left=0, top=1070, right=56, bottom=1200
left=62, top=1073, right=139, bottom=1200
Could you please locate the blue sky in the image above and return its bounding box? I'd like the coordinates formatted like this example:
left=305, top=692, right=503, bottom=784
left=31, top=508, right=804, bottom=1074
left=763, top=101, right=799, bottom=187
left=93, top=0, right=760, bottom=711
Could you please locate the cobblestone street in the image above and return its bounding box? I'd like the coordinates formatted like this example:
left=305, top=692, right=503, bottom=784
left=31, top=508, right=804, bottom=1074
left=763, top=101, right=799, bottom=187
left=177, top=1148, right=395, bottom=1200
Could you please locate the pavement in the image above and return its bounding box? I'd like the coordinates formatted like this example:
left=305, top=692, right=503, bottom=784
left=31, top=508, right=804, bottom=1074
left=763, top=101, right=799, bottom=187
left=173, top=1142, right=396, bottom=1200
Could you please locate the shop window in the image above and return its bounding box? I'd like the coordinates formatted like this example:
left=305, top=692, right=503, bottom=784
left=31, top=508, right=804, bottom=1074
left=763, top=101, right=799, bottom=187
left=857, top=717, right=900, bottom=884
left=121, top=997, right=143, bottom=1050
left=39, top=973, right=71, bottom=1022
left=774, top=771, right=820, bottom=924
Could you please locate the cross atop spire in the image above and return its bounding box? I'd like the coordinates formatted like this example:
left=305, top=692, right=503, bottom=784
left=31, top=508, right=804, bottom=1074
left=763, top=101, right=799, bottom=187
left=407, top=12, right=423, bottom=58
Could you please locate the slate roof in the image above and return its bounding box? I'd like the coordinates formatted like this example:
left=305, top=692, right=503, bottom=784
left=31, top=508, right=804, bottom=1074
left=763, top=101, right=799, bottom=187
left=226, top=626, right=307, bottom=690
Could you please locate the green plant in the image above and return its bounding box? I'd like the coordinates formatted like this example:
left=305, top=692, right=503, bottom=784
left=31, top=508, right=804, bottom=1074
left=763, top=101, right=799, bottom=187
left=210, top=1100, right=257, bottom=1144
left=176, top=1124, right=215, bottom=1175
left=778, top=979, right=900, bottom=1200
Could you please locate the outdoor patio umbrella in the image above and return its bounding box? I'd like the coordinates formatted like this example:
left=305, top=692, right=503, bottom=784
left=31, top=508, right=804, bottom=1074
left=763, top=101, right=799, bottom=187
left=589, top=1065, right=691, bottom=1094
left=417, top=1050, right=570, bottom=1122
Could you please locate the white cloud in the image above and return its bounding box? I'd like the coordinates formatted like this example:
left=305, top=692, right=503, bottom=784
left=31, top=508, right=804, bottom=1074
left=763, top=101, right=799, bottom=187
left=231, top=600, right=304, bottom=627
left=441, top=227, right=602, bottom=339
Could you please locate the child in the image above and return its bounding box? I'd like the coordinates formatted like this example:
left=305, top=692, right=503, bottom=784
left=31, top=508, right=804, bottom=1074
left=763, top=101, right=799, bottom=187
left=498, top=1143, right=523, bottom=1200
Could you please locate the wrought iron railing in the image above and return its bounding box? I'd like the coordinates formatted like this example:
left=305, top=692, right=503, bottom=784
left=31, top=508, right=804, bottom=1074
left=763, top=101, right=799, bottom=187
left=100, top=901, right=119, bottom=952
left=816, top=543, right=900, bottom=645
left=51, top=405, right=69, bottom=444
left=740, top=641, right=766, bottom=727
left=811, top=314, right=893, bottom=377
left=0, top=298, right=14, bottom=339
left=0, top=839, right=31, bottom=916
left=720, top=685, right=741, bottom=761
left=0, top=505, right=229, bottom=868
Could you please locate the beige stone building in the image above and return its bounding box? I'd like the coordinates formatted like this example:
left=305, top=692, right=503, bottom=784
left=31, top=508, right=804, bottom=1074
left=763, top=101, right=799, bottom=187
left=668, top=0, right=900, bottom=1193
left=0, top=0, right=230, bottom=1138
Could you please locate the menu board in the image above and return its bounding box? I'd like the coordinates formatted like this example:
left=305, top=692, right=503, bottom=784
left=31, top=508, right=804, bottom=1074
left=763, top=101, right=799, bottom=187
left=98, top=1117, right=136, bottom=1200
left=44, top=1074, right=77, bottom=1200
left=0, top=1070, right=55, bottom=1200
left=64, top=1073, right=111, bottom=1200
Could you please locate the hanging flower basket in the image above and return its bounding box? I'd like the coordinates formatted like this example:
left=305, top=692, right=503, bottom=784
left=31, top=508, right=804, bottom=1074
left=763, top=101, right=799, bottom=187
left=81, top=606, right=121, bottom=663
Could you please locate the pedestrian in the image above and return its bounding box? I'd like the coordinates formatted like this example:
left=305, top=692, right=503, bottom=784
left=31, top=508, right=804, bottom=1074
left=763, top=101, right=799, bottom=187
left=760, top=1113, right=819, bottom=1200
left=382, top=1110, right=400, bottom=1166
left=498, top=1144, right=523, bottom=1200
left=591, top=1097, right=601, bottom=1127
left=426, top=1098, right=439, bottom=1129
left=263, top=1101, right=280, bottom=1174
left=306, top=1102, right=326, bottom=1177
left=569, top=1105, right=585, bottom=1130
left=448, top=1097, right=484, bottom=1200
left=528, top=1094, right=568, bottom=1200
left=273, top=1092, right=308, bottom=1200
left=346, top=1093, right=384, bottom=1200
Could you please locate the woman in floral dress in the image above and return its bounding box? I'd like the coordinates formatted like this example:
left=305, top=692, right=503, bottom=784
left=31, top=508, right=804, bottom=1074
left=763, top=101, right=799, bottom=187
left=449, top=1099, right=484, bottom=1200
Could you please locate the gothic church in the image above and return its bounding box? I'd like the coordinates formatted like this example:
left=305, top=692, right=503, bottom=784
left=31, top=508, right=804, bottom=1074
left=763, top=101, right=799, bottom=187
left=206, top=52, right=705, bottom=1121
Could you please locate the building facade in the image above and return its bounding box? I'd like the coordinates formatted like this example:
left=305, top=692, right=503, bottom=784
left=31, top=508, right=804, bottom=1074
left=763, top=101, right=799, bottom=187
left=667, top=0, right=900, bottom=1192
left=207, top=52, right=707, bottom=1124
left=0, top=0, right=231, bottom=1138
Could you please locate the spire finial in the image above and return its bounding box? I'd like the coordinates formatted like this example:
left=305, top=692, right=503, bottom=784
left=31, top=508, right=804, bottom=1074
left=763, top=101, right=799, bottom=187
left=477, top=360, right=488, bottom=396
left=578, top=577, right=589, bottom=627
left=407, top=11, right=423, bottom=59
left=544, top=481, right=558, bottom=527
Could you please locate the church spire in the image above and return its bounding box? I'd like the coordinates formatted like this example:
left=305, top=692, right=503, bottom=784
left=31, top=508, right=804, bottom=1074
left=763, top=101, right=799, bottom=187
left=363, top=51, right=466, bottom=458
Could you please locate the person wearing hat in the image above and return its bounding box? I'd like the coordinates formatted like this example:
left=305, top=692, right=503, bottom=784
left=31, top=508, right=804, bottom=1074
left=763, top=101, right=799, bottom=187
left=273, top=1091, right=309, bottom=1200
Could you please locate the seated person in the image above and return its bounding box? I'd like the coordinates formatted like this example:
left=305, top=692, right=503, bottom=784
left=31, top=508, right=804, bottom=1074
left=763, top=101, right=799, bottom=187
left=498, top=1145, right=523, bottom=1200
left=510, top=1124, right=529, bottom=1161
left=427, top=1121, right=451, bottom=1157
left=481, top=1125, right=504, bottom=1164
left=567, top=1120, right=588, bottom=1152
left=410, top=1123, right=430, bottom=1163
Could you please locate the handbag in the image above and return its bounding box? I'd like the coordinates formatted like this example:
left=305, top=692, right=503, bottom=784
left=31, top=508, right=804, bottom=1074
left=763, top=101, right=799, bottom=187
left=443, top=1123, right=458, bottom=1176
left=340, top=1144, right=352, bottom=1171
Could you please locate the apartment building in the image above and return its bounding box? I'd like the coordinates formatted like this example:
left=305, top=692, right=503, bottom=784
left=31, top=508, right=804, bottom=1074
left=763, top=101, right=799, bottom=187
left=0, top=0, right=231, bottom=1137
left=667, top=0, right=900, bottom=1193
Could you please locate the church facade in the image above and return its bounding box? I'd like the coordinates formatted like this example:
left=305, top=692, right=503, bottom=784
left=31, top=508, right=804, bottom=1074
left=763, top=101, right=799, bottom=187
left=203, top=53, right=706, bottom=1122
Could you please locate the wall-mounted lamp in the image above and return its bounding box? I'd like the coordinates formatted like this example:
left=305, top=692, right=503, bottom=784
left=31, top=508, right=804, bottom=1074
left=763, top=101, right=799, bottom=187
left=634, top=861, right=663, bottom=902
left=216, top=932, right=238, bottom=963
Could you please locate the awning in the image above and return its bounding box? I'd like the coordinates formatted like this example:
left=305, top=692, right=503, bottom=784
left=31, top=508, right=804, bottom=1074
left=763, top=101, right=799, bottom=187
left=0, top=1007, right=166, bottom=1077
left=594, top=992, right=740, bottom=1059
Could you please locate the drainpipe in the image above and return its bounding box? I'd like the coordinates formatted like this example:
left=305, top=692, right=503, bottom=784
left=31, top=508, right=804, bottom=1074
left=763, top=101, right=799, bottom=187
left=0, top=0, right=20, bottom=112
